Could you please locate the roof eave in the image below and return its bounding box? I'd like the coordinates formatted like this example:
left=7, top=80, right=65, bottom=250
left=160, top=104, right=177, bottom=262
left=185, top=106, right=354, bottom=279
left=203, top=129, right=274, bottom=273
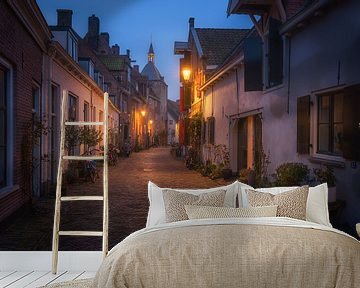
left=200, top=53, right=244, bottom=91
left=280, top=0, right=331, bottom=35
left=191, top=27, right=204, bottom=58
left=174, top=41, right=191, bottom=55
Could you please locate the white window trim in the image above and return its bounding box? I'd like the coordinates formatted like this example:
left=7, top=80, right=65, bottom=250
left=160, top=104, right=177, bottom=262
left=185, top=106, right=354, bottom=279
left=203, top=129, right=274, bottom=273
left=0, top=57, right=14, bottom=196
left=310, top=89, right=346, bottom=165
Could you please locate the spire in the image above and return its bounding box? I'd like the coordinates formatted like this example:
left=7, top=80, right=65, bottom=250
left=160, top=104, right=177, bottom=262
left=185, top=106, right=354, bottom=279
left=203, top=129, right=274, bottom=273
left=148, top=42, right=154, bottom=63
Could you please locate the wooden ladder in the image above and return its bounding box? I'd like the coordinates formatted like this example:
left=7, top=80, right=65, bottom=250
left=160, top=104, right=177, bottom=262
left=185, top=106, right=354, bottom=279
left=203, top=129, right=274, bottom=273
left=52, top=90, right=109, bottom=274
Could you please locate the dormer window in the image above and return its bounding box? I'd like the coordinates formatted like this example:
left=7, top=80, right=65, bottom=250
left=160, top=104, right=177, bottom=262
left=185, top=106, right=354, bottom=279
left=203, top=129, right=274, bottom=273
left=78, top=58, right=95, bottom=79
left=67, top=34, right=78, bottom=62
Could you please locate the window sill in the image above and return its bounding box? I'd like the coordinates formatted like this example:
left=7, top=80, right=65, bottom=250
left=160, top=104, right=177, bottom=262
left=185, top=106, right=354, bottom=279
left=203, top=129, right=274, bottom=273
left=263, top=84, right=285, bottom=94
left=309, top=154, right=346, bottom=168
left=0, top=185, right=20, bottom=200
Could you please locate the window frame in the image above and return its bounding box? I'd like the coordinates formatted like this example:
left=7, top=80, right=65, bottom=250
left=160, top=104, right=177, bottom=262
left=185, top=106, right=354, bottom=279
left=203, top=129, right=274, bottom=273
left=317, top=92, right=344, bottom=156
left=84, top=101, right=90, bottom=122
left=68, top=93, right=78, bottom=122
left=50, top=84, right=59, bottom=184
left=31, top=83, right=41, bottom=197
left=0, top=58, right=14, bottom=196
left=311, top=86, right=346, bottom=164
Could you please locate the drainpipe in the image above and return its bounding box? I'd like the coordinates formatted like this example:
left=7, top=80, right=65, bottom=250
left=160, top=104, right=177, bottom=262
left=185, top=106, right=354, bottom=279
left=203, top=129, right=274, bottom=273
left=287, top=37, right=291, bottom=114
left=211, top=86, right=214, bottom=117
left=235, top=68, right=239, bottom=114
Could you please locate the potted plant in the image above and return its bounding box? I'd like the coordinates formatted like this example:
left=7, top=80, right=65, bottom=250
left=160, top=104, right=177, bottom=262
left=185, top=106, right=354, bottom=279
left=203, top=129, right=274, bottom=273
left=313, top=165, right=336, bottom=202
left=273, top=162, right=310, bottom=186
left=239, top=168, right=255, bottom=186
left=213, top=144, right=232, bottom=180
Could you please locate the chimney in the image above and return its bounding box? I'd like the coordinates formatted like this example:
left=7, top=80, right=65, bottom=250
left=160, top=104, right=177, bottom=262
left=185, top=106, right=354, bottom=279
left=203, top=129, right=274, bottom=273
left=126, top=49, right=130, bottom=57
left=189, top=17, right=195, bottom=29
left=100, top=32, right=109, bottom=45
left=133, top=65, right=139, bottom=73
left=88, top=14, right=100, bottom=37
left=111, top=44, right=120, bottom=55
left=88, top=14, right=100, bottom=50
left=57, top=9, right=73, bottom=27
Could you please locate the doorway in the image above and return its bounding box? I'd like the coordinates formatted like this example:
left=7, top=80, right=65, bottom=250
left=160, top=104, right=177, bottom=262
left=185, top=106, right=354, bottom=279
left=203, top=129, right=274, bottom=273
left=238, top=117, right=248, bottom=170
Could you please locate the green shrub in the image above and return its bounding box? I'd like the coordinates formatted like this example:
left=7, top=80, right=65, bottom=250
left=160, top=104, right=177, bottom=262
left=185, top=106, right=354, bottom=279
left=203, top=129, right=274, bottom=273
left=273, top=162, right=309, bottom=186
left=313, top=166, right=336, bottom=187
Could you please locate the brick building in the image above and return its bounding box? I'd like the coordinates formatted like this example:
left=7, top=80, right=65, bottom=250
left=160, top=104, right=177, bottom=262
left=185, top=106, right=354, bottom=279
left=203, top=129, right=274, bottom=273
left=0, top=2, right=121, bottom=223
left=0, top=0, right=51, bottom=221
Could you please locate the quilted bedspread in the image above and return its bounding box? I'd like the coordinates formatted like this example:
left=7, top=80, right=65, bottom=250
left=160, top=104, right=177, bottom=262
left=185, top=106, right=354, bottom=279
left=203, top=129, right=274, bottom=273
left=92, top=218, right=360, bottom=288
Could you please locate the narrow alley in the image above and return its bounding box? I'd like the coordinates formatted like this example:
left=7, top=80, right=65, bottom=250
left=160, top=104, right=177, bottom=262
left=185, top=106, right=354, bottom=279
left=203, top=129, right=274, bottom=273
left=0, top=148, right=231, bottom=251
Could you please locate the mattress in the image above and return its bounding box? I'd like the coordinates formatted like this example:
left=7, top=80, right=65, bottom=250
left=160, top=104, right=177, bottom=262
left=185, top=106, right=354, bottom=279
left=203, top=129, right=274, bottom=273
left=92, top=217, right=360, bottom=287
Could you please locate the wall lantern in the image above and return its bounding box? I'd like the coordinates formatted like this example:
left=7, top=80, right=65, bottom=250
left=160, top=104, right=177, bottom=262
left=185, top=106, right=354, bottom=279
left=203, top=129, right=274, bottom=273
left=149, top=120, right=153, bottom=124
left=182, top=68, right=191, bottom=82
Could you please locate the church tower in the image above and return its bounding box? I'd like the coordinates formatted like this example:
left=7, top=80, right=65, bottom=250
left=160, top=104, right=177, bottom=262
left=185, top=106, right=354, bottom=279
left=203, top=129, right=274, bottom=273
left=141, top=41, right=168, bottom=146
left=148, top=43, right=155, bottom=63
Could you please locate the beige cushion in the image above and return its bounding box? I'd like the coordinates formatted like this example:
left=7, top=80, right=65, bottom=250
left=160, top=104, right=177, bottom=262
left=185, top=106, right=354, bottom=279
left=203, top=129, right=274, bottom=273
left=162, top=189, right=226, bottom=223
left=147, top=181, right=239, bottom=227
left=245, top=186, right=309, bottom=220
left=239, top=183, right=331, bottom=227
left=184, top=205, right=278, bottom=220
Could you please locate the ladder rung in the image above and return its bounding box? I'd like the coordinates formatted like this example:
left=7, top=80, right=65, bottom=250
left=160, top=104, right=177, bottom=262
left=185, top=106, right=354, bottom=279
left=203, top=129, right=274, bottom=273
left=63, top=156, right=104, bottom=161
left=59, top=231, right=103, bottom=236
left=65, top=121, right=104, bottom=126
left=61, top=196, right=104, bottom=201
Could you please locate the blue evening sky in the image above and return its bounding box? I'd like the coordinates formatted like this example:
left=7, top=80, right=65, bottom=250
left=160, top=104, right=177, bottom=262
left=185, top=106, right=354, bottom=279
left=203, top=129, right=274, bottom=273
left=37, top=0, right=253, bottom=100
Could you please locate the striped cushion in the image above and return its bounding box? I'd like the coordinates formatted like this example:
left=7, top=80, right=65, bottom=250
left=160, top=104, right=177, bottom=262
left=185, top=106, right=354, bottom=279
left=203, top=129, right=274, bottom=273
left=185, top=205, right=278, bottom=219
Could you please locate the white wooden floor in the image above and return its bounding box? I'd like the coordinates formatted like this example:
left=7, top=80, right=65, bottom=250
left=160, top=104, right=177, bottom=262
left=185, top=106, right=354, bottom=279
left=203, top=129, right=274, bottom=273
left=0, top=251, right=102, bottom=288
left=0, top=270, right=95, bottom=287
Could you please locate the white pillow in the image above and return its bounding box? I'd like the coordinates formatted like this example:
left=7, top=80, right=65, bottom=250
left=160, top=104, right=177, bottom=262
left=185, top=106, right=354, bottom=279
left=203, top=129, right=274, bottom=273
left=239, top=183, right=331, bottom=227
left=146, top=181, right=239, bottom=227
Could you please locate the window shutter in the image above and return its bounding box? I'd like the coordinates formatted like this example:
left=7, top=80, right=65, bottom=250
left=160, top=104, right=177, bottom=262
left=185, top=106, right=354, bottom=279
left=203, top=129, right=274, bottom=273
left=179, top=86, right=184, bottom=112
left=201, top=120, right=206, bottom=145
left=184, top=117, right=190, bottom=146
left=184, top=86, right=191, bottom=109
left=268, top=18, right=283, bottom=87
left=297, top=95, right=310, bottom=154
left=343, top=85, right=360, bottom=160
left=244, top=37, right=263, bottom=91
left=208, top=117, right=215, bottom=145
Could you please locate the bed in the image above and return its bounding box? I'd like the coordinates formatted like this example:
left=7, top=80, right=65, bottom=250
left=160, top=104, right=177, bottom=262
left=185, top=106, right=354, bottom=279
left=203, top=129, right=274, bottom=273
left=92, top=181, right=360, bottom=287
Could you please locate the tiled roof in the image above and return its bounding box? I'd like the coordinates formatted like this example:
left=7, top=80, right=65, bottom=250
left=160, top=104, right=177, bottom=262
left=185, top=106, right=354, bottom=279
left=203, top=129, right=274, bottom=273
left=98, top=55, right=127, bottom=71
left=195, top=28, right=250, bottom=66
left=141, top=61, right=163, bottom=81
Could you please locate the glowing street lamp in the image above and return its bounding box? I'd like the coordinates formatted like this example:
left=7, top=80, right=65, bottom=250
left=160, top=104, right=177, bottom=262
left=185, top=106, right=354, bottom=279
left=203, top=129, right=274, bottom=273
left=182, top=68, right=191, bottom=82
left=149, top=120, right=153, bottom=124
left=141, top=110, right=146, bottom=117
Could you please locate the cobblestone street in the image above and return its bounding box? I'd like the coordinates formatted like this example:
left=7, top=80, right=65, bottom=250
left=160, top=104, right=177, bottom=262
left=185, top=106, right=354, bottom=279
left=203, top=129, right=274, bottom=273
left=0, top=147, right=232, bottom=251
